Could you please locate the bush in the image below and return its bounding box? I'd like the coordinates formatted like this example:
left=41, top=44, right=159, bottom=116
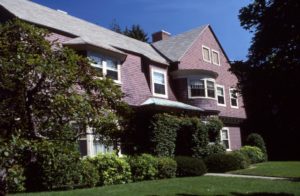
left=128, top=154, right=158, bottom=181
left=80, top=159, right=99, bottom=188
left=205, top=152, right=249, bottom=173
left=157, top=157, right=177, bottom=179
left=151, top=113, right=180, bottom=157
left=240, top=146, right=265, bottom=164
left=7, top=165, right=26, bottom=193
left=246, top=133, right=267, bottom=161
left=206, top=143, right=226, bottom=157
left=230, top=151, right=251, bottom=169
left=175, top=156, right=206, bottom=177
left=88, top=153, right=131, bottom=186
left=25, top=141, right=83, bottom=191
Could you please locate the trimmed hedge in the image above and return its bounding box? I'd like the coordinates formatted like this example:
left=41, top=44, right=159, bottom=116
left=157, top=157, right=177, bottom=179
left=128, top=154, right=158, bottom=182
left=240, top=146, right=265, bottom=164
left=175, top=156, right=206, bottom=177
left=87, top=153, right=131, bottom=186
left=246, top=133, right=268, bottom=161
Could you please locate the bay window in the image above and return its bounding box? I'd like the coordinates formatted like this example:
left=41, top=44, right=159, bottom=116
left=188, top=78, right=216, bottom=99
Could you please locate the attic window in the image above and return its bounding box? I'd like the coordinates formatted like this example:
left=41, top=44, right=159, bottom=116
left=202, top=46, right=211, bottom=63
left=212, top=50, right=220, bottom=65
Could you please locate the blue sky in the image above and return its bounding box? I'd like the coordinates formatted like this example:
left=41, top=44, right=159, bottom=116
left=32, top=0, right=253, bottom=61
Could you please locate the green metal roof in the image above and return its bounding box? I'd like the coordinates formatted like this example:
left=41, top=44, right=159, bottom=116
left=141, top=98, right=204, bottom=111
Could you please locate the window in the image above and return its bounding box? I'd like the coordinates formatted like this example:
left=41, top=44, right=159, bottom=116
left=220, top=128, right=230, bottom=150
left=212, top=50, right=220, bottom=65
left=202, top=46, right=211, bottom=63
left=88, top=51, right=121, bottom=83
left=230, top=88, right=238, bottom=108
left=188, top=78, right=216, bottom=99
left=217, top=85, right=226, bottom=106
left=151, top=67, right=168, bottom=98
left=92, top=139, right=113, bottom=156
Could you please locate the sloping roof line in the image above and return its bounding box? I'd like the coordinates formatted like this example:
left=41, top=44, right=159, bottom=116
left=141, top=97, right=204, bottom=111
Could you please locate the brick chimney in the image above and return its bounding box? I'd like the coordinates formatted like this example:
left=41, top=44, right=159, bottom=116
left=152, top=30, right=171, bottom=42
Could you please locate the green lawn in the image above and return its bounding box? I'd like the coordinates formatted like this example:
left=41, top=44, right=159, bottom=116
left=13, top=176, right=300, bottom=196
left=229, top=161, right=300, bottom=178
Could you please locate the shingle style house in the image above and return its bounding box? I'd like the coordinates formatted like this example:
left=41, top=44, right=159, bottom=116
left=0, top=0, right=246, bottom=156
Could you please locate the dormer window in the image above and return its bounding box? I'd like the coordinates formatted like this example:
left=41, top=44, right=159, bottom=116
left=106, top=59, right=119, bottom=81
left=202, top=45, right=211, bottom=63
left=151, top=66, right=168, bottom=98
left=89, top=52, right=103, bottom=77
left=212, top=50, right=220, bottom=65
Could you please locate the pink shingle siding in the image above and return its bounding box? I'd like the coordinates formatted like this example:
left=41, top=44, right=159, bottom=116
left=228, top=126, right=242, bottom=150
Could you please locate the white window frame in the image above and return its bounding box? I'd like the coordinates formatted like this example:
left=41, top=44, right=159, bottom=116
left=220, top=127, right=231, bottom=151
left=187, top=77, right=216, bottom=100
left=211, top=49, right=220, bottom=66
left=88, top=51, right=121, bottom=84
left=216, top=85, right=226, bottom=107
left=202, top=45, right=211, bottom=63
left=229, top=88, right=239, bottom=109
left=150, top=66, right=168, bottom=99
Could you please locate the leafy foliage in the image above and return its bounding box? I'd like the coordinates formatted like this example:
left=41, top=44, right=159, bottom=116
left=127, top=154, right=158, bottom=182
left=175, top=156, right=207, bottom=177
left=87, top=153, right=131, bottom=186
left=157, top=157, right=177, bottom=179
left=206, top=143, right=226, bottom=156
left=80, top=159, right=99, bottom=188
left=231, top=0, right=300, bottom=160
left=246, top=133, right=268, bottom=161
left=7, top=165, right=26, bottom=193
left=240, top=146, right=265, bottom=164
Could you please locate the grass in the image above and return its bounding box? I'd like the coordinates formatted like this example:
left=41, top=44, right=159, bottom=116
left=229, top=161, right=300, bottom=178
left=13, top=176, right=300, bottom=196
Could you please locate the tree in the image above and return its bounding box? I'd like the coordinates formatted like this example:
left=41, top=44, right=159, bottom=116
left=109, top=18, right=122, bottom=34
left=231, top=0, right=300, bottom=160
left=0, top=19, right=129, bottom=194
left=123, top=25, right=149, bottom=42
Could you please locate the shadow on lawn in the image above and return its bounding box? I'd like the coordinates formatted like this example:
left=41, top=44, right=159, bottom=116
left=231, top=192, right=294, bottom=196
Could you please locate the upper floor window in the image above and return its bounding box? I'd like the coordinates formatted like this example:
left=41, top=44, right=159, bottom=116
left=220, top=128, right=230, bottom=150
left=88, top=51, right=121, bottom=83
left=212, top=50, right=220, bottom=65
left=188, top=78, right=215, bottom=99
left=217, top=85, right=226, bottom=106
left=151, top=66, right=168, bottom=98
left=202, top=45, right=211, bottom=63
left=229, top=88, right=238, bottom=108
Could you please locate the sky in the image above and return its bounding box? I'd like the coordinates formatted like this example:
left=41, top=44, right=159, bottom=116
left=32, top=0, right=253, bottom=61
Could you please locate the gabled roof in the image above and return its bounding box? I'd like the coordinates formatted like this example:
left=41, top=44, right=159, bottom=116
left=141, top=98, right=204, bottom=111
left=152, top=25, right=208, bottom=62
left=0, top=0, right=168, bottom=64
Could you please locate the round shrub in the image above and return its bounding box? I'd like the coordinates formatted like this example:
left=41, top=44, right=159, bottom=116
left=88, top=153, right=131, bottom=186
left=7, top=165, right=26, bottom=193
left=205, top=153, right=248, bottom=173
left=128, top=154, right=158, bottom=182
left=80, top=159, right=99, bottom=188
left=175, top=156, right=206, bottom=177
left=230, top=151, right=251, bottom=169
left=246, top=133, right=267, bottom=161
left=157, top=157, right=177, bottom=179
left=240, top=146, right=265, bottom=164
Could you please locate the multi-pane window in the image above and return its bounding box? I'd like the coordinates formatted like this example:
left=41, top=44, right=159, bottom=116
left=106, top=59, right=119, bottom=80
left=221, top=128, right=230, bottom=150
left=230, top=88, right=238, bottom=108
left=202, top=46, right=211, bottom=62
left=212, top=50, right=220, bottom=65
left=217, top=85, right=226, bottom=106
left=93, top=139, right=113, bottom=155
left=189, top=78, right=215, bottom=99
left=151, top=67, right=167, bottom=98
left=89, top=53, right=103, bottom=77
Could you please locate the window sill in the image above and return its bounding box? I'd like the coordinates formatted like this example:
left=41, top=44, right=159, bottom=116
left=230, top=106, right=239, bottom=109
left=217, top=103, right=226, bottom=107
left=152, top=93, right=168, bottom=99
left=188, top=96, right=217, bottom=100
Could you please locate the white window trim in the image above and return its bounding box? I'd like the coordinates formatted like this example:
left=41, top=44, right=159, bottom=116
left=229, top=88, right=239, bottom=109
left=211, top=49, right=221, bottom=66
left=187, top=77, right=216, bottom=100
left=216, top=85, right=226, bottom=107
left=202, top=45, right=211, bottom=63
left=220, top=127, right=231, bottom=151
left=150, top=66, right=168, bottom=99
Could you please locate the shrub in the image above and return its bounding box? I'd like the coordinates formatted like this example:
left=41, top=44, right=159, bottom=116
left=240, top=146, right=265, bottom=164
left=128, top=154, right=158, bottom=181
left=206, top=117, right=224, bottom=143
left=7, top=165, right=26, bottom=193
left=25, top=141, right=83, bottom=191
left=175, top=156, right=206, bottom=177
left=230, top=151, right=251, bottom=169
left=80, top=159, right=99, bottom=188
left=246, top=133, right=268, bottom=161
left=151, top=113, right=180, bottom=157
left=206, top=143, right=226, bottom=157
left=157, top=157, right=177, bottom=179
left=88, top=153, right=131, bottom=186
left=205, top=153, right=247, bottom=173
